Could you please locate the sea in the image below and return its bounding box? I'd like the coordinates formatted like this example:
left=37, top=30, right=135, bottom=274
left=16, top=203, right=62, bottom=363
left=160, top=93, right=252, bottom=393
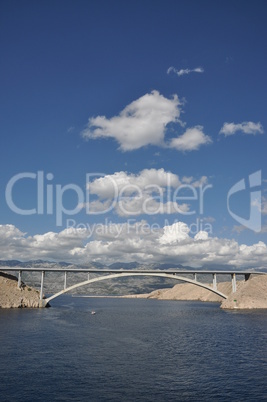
left=0, top=297, right=267, bottom=402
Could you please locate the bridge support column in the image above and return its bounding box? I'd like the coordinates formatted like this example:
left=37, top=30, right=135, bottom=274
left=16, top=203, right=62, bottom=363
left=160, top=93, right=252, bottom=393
left=18, top=270, right=22, bottom=288
left=40, top=271, right=45, bottom=300
left=213, top=273, right=217, bottom=290
left=231, top=273, right=236, bottom=293
left=194, top=273, right=197, bottom=281
left=64, top=271, right=67, bottom=290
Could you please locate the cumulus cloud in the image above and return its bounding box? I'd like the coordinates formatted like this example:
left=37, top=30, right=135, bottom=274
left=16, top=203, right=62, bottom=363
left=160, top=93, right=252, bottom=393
left=169, top=126, right=212, bottom=151
left=219, top=121, right=264, bottom=136
left=167, top=66, right=204, bottom=76
left=159, top=222, right=190, bottom=244
left=82, top=90, right=181, bottom=151
left=81, top=90, right=211, bottom=152
left=194, top=231, right=209, bottom=241
left=85, top=169, right=209, bottom=216
left=0, top=225, right=89, bottom=261
left=88, top=169, right=181, bottom=198
left=0, top=222, right=267, bottom=269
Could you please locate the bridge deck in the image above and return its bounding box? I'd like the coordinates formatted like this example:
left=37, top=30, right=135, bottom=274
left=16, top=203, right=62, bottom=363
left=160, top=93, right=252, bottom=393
left=0, top=267, right=265, bottom=275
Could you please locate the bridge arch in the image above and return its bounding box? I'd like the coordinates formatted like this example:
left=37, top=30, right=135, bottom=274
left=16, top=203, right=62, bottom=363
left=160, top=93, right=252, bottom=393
left=45, top=272, right=227, bottom=304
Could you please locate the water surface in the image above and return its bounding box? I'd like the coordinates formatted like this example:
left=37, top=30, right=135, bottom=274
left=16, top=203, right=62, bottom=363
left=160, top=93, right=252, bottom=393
left=0, top=297, right=266, bottom=401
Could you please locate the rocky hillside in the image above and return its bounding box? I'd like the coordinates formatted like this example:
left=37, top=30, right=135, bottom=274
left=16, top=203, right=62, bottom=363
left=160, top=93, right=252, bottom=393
left=146, top=281, right=233, bottom=302
left=0, top=272, right=41, bottom=308
left=128, top=275, right=267, bottom=309
left=220, top=274, right=267, bottom=309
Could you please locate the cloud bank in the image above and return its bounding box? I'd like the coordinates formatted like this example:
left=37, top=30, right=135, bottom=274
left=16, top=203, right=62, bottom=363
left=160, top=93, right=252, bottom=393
left=219, top=121, right=264, bottom=136
left=0, top=223, right=266, bottom=269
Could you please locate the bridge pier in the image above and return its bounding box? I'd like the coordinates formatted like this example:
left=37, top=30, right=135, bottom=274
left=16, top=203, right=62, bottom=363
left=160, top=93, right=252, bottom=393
left=38, top=299, right=48, bottom=308
left=213, top=273, right=217, bottom=290
left=231, top=273, right=236, bottom=293
left=64, top=271, right=67, bottom=290
left=40, top=271, right=45, bottom=300
left=17, top=270, right=22, bottom=289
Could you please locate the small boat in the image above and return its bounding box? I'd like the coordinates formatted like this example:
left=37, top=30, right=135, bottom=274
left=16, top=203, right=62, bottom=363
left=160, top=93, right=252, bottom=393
left=91, top=311, right=96, bottom=315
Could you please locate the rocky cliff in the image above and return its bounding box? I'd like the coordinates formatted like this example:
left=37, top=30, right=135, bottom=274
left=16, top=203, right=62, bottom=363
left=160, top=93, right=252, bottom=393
left=0, top=272, right=41, bottom=308
left=220, top=274, right=267, bottom=309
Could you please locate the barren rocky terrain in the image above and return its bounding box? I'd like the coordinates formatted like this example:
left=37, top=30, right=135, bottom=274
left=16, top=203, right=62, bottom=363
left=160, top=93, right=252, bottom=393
left=126, top=274, right=267, bottom=309
left=0, top=272, right=41, bottom=308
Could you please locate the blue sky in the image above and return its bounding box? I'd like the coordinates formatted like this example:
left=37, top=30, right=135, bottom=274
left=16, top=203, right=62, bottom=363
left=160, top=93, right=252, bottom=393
left=0, top=0, right=267, bottom=268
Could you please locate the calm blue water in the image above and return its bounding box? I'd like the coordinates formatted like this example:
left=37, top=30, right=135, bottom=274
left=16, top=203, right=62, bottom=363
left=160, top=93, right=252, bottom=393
left=0, top=297, right=267, bottom=401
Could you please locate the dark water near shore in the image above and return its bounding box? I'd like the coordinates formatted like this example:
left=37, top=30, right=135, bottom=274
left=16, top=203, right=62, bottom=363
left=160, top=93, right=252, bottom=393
left=0, top=297, right=267, bottom=401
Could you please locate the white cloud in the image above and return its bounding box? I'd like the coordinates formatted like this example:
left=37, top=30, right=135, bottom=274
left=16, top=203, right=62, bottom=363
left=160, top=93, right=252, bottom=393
left=85, top=169, right=210, bottom=216
left=169, top=126, right=212, bottom=151
left=88, top=169, right=181, bottom=198
left=0, top=224, right=89, bottom=261
left=159, top=222, right=190, bottom=244
left=114, top=195, right=189, bottom=217
left=81, top=90, right=211, bottom=152
left=219, top=121, right=264, bottom=136
left=0, top=222, right=266, bottom=269
left=194, top=231, right=209, bottom=241
left=167, top=66, right=204, bottom=76
left=82, top=90, right=181, bottom=151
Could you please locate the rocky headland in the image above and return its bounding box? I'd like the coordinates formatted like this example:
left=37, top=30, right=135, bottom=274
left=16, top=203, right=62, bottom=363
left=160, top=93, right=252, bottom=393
left=125, top=274, right=267, bottom=310
left=0, top=271, right=41, bottom=308
left=220, top=274, right=267, bottom=309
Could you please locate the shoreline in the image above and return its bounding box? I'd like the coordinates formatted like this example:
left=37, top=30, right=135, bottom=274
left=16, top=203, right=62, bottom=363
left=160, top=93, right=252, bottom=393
left=1, top=271, right=267, bottom=310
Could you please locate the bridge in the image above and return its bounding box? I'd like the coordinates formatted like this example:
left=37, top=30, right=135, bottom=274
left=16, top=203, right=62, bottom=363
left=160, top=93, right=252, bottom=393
left=1, top=267, right=265, bottom=307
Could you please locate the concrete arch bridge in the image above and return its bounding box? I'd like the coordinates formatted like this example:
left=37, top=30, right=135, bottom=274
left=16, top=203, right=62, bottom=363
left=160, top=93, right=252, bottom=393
left=1, top=267, right=264, bottom=307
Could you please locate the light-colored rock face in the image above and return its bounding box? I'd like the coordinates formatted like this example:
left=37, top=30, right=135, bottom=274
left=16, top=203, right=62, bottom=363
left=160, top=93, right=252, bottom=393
left=220, top=274, right=267, bottom=310
left=147, top=282, right=233, bottom=302
left=125, top=274, right=267, bottom=310
left=0, top=272, right=41, bottom=308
